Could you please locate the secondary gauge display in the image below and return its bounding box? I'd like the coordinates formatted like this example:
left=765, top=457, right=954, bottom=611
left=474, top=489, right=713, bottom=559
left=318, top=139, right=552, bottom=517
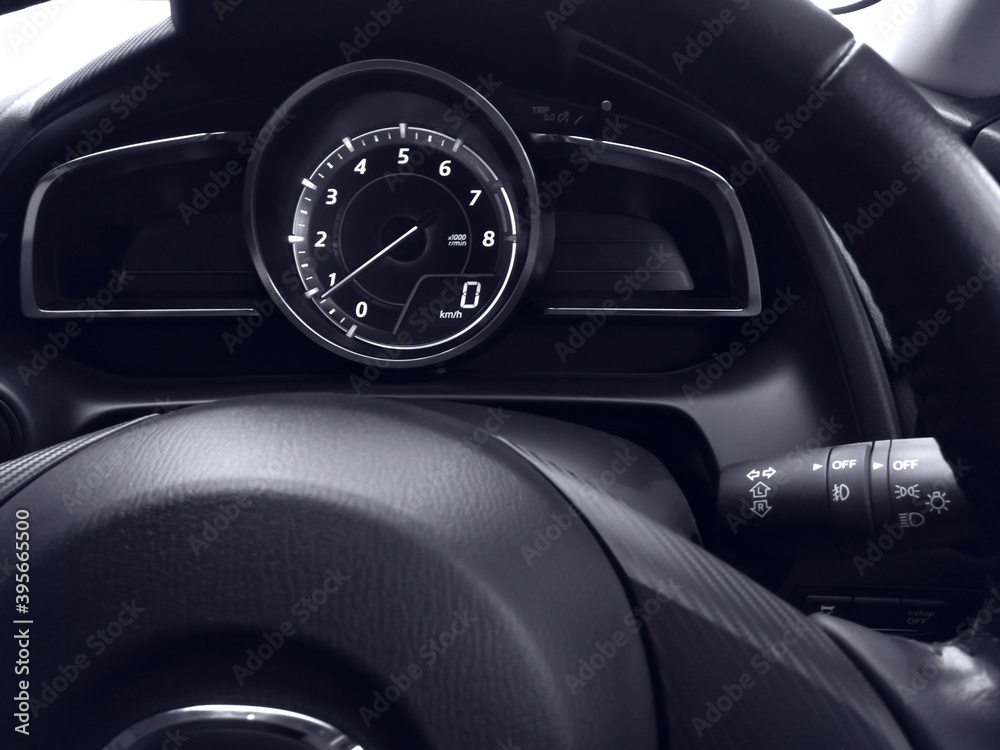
left=291, top=125, right=517, bottom=350
left=246, top=61, right=541, bottom=368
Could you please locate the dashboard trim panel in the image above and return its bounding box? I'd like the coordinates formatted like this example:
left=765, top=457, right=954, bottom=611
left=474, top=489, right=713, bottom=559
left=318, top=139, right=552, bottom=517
left=532, top=134, right=762, bottom=318
left=20, top=132, right=258, bottom=319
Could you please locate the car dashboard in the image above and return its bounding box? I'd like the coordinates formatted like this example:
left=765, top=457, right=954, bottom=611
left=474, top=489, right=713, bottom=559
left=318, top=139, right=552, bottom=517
left=0, top=0, right=989, bottom=644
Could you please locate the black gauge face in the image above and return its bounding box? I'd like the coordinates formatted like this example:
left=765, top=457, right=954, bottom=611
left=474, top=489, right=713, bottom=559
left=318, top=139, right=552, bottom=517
left=292, top=125, right=517, bottom=351
left=246, top=61, right=540, bottom=368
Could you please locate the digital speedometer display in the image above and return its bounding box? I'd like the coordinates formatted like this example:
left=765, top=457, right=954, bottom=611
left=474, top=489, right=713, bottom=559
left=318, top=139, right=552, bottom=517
left=246, top=61, right=540, bottom=367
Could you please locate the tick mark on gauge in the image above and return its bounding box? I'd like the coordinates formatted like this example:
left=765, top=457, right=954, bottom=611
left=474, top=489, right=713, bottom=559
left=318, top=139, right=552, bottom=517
left=452, top=138, right=463, bottom=152
left=301, top=178, right=317, bottom=190
left=399, top=123, right=407, bottom=138
left=305, top=288, right=319, bottom=299
left=346, top=324, right=358, bottom=338
left=342, top=137, right=355, bottom=153
left=326, top=162, right=334, bottom=169
left=288, top=235, right=305, bottom=243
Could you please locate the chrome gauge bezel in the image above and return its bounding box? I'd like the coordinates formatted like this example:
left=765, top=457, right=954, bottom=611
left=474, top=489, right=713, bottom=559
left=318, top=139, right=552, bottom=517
left=245, top=60, right=541, bottom=368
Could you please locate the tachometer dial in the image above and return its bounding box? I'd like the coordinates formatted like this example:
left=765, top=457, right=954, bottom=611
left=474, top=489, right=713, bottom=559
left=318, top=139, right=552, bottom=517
left=291, top=125, right=517, bottom=351
left=246, top=61, right=541, bottom=367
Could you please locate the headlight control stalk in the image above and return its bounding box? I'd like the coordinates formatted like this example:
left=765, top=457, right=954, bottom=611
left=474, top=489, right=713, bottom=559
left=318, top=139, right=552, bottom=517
left=716, top=438, right=977, bottom=557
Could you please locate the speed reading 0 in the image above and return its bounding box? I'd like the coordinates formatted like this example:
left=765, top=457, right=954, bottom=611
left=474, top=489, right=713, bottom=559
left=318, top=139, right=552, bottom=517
left=290, top=125, right=517, bottom=351
left=246, top=60, right=540, bottom=367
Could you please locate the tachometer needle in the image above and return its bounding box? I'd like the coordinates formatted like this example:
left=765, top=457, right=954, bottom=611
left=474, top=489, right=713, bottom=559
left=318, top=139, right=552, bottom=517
left=323, top=224, right=418, bottom=297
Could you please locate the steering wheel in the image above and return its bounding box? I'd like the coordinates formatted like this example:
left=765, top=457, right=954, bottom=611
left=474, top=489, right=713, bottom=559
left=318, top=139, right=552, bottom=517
left=3, top=1, right=1000, bottom=748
